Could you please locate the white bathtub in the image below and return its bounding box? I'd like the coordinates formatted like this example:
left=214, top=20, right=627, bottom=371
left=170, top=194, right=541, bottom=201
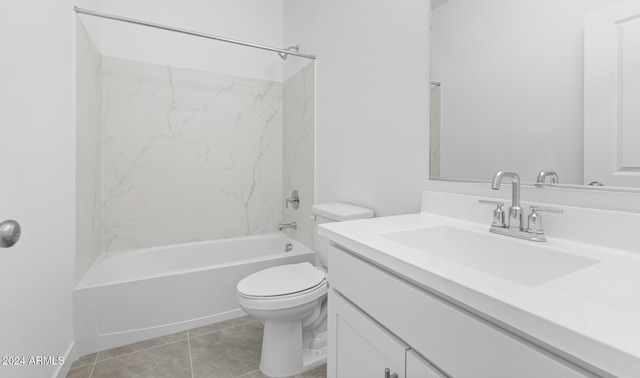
left=73, top=232, right=315, bottom=355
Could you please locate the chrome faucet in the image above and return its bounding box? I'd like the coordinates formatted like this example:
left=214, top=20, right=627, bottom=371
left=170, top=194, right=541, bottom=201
left=278, top=222, right=297, bottom=231
left=491, top=171, right=523, bottom=230
left=535, top=170, right=559, bottom=187
left=481, top=171, right=563, bottom=242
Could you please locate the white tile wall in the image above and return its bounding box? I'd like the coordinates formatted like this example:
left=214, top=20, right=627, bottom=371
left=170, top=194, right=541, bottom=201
left=76, top=19, right=103, bottom=281
left=101, top=57, right=283, bottom=251
left=76, top=26, right=315, bottom=255
left=282, top=62, right=315, bottom=248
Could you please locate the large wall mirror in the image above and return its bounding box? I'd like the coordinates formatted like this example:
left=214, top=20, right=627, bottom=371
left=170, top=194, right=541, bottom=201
left=430, top=0, right=640, bottom=190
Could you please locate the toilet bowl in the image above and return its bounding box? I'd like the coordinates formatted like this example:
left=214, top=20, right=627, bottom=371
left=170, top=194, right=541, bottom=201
left=237, top=262, right=328, bottom=377
left=236, top=202, right=374, bottom=378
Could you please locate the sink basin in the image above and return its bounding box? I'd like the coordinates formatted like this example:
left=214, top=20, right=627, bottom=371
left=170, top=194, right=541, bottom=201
left=379, top=225, right=599, bottom=286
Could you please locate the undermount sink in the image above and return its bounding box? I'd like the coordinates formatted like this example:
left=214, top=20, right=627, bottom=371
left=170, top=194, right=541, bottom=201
left=379, top=225, right=599, bottom=286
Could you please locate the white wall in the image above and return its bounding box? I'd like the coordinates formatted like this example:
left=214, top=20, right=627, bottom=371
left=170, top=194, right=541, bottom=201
left=283, top=1, right=319, bottom=81
left=432, top=0, right=622, bottom=184
left=78, top=0, right=287, bottom=82
left=0, top=1, right=75, bottom=377
left=285, top=0, right=431, bottom=217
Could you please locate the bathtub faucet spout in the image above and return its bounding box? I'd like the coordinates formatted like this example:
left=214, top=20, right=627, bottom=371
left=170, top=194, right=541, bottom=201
left=278, top=222, right=297, bottom=231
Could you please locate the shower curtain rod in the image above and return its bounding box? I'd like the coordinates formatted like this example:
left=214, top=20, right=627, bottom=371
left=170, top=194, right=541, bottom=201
left=73, top=6, right=316, bottom=60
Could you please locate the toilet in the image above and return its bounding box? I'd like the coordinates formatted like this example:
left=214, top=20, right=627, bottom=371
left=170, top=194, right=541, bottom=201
left=236, top=203, right=374, bottom=377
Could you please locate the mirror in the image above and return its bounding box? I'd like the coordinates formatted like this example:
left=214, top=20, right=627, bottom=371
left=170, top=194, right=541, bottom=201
left=430, top=0, right=640, bottom=189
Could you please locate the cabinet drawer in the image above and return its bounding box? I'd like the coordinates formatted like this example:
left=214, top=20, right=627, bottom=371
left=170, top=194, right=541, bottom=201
left=330, top=247, right=593, bottom=378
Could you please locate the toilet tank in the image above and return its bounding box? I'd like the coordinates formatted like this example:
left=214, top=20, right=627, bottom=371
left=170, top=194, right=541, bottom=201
left=312, top=203, right=374, bottom=268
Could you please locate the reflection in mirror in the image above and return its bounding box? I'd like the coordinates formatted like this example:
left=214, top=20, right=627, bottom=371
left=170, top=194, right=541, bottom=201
left=430, top=0, right=640, bottom=189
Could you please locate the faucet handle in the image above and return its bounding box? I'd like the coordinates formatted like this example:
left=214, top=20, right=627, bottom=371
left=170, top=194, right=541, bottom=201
left=527, top=205, right=563, bottom=234
left=529, top=205, right=563, bottom=213
left=285, top=189, right=300, bottom=209
left=479, top=200, right=504, bottom=206
left=479, top=200, right=506, bottom=227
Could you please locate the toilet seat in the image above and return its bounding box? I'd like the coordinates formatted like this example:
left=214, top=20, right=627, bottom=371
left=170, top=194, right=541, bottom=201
left=237, top=262, right=326, bottom=298
left=237, top=262, right=327, bottom=311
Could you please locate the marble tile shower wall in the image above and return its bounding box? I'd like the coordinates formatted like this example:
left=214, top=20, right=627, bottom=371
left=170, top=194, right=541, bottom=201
left=76, top=19, right=103, bottom=281
left=101, top=57, right=284, bottom=252
left=282, top=63, right=315, bottom=249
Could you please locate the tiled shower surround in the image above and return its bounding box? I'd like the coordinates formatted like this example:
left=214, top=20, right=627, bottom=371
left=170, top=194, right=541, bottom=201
left=76, top=20, right=315, bottom=279
left=76, top=20, right=103, bottom=282
left=282, top=62, right=315, bottom=249
left=101, top=57, right=284, bottom=252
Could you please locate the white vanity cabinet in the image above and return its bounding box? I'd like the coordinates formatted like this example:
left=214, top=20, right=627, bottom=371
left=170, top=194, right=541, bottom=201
left=328, top=245, right=596, bottom=378
left=329, top=290, right=447, bottom=378
left=406, top=351, right=447, bottom=378
left=329, top=291, right=408, bottom=378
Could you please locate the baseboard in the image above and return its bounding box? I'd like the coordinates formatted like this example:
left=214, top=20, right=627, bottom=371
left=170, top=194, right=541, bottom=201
left=52, top=340, right=75, bottom=378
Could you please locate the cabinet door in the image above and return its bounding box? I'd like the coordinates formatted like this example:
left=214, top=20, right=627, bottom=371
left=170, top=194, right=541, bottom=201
left=406, top=350, right=448, bottom=378
left=328, top=290, right=408, bottom=378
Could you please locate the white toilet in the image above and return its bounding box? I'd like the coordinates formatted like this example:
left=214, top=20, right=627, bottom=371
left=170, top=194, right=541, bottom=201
left=236, top=203, right=374, bottom=378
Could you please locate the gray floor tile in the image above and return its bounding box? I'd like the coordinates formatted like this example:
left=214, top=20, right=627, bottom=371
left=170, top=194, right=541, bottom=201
left=66, top=364, right=93, bottom=378
left=91, top=340, right=191, bottom=378
left=234, top=363, right=327, bottom=378
left=97, top=331, right=187, bottom=361
left=80, top=314, right=324, bottom=378
left=188, top=315, right=257, bottom=338
left=70, top=353, right=97, bottom=369
left=190, top=320, right=263, bottom=378
left=296, top=364, right=327, bottom=378
left=237, top=370, right=268, bottom=378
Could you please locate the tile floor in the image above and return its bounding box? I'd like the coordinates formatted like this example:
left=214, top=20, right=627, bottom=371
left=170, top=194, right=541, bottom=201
left=66, top=316, right=326, bottom=378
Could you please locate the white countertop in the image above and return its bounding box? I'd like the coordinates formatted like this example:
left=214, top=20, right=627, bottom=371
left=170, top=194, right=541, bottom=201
left=319, top=211, right=640, bottom=377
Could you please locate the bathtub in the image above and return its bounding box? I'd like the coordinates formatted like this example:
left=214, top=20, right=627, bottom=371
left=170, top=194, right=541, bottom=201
left=73, top=232, right=315, bottom=355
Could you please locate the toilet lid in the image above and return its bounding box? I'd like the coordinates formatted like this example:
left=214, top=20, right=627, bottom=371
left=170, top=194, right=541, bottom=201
left=237, top=262, right=326, bottom=297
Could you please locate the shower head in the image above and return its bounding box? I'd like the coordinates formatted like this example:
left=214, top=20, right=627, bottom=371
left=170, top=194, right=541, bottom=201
left=278, top=45, right=300, bottom=60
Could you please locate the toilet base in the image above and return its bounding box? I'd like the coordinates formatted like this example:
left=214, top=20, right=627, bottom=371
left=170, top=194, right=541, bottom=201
left=260, top=319, right=302, bottom=377
left=259, top=321, right=327, bottom=378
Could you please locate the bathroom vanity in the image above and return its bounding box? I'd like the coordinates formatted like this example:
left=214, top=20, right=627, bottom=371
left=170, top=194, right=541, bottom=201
left=320, top=191, right=640, bottom=378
